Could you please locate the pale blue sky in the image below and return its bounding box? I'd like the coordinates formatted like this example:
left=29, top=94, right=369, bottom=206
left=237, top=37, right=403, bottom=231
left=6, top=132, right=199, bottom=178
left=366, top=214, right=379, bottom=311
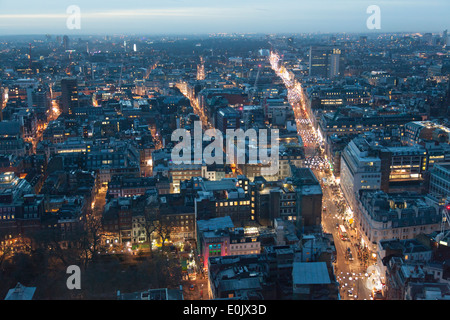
left=0, top=0, right=448, bottom=35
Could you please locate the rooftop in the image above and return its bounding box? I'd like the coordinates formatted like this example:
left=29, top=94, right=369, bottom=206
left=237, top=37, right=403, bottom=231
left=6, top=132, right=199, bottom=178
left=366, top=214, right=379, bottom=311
left=197, top=216, right=234, bottom=232
left=292, top=262, right=331, bottom=285
left=4, top=283, right=36, bottom=300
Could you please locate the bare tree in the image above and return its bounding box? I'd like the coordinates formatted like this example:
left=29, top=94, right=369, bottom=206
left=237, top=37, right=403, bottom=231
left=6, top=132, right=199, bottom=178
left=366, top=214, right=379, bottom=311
left=136, top=197, right=160, bottom=257
left=30, top=227, right=69, bottom=266
left=80, top=214, right=104, bottom=269
left=155, top=214, right=175, bottom=249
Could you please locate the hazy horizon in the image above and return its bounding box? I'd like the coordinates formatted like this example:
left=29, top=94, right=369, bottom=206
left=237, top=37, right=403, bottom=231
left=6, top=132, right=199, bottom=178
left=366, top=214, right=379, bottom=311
left=0, top=0, right=448, bottom=36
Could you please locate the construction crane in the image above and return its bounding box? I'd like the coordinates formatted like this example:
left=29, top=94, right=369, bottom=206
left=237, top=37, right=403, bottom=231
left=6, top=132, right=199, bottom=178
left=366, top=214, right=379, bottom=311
left=436, top=197, right=450, bottom=246
left=248, top=64, right=262, bottom=104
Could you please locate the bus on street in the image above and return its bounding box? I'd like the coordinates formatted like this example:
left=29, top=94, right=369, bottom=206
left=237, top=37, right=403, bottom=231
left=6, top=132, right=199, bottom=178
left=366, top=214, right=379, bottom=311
left=339, top=225, right=348, bottom=241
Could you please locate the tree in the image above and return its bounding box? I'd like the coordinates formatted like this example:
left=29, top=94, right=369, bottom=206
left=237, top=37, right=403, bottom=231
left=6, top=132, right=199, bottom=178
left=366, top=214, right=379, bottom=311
left=79, top=214, right=104, bottom=269
left=135, top=196, right=159, bottom=257
left=153, top=250, right=183, bottom=287
left=29, top=226, right=79, bottom=267
left=134, top=196, right=176, bottom=252
left=155, top=214, right=175, bottom=249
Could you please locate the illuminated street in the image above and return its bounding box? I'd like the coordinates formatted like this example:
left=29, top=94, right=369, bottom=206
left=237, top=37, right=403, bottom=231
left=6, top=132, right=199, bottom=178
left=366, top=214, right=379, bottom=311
left=270, top=50, right=380, bottom=300
left=0, top=3, right=449, bottom=305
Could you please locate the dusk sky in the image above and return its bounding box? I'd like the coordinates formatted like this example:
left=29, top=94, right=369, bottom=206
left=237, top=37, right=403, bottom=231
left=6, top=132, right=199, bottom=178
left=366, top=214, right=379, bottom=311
left=0, top=0, right=448, bottom=35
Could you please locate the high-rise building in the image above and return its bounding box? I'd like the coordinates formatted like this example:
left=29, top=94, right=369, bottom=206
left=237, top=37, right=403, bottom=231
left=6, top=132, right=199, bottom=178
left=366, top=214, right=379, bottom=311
left=328, top=49, right=341, bottom=78
left=60, top=78, right=79, bottom=115
left=309, top=46, right=328, bottom=78
left=309, top=46, right=342, bottom=78
left=423, top=33, right=433, bottom=45
left=63, top=35, right=70, bottom=50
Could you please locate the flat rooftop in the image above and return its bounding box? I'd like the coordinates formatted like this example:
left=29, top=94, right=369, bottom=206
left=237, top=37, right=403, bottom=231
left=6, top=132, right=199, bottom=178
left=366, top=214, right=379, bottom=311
left=292, top=262, right=331, bottom=285
left=197, top=216, right=234, bottom=232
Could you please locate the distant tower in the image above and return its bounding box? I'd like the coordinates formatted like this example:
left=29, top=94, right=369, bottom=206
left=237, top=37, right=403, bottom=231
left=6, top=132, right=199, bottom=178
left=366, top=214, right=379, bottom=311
left=197, top=56, right=205, bottom=80
left=63, top=35, right=70, bottom=50
left=328, top=48, right=342, bottom=78
left=309, top=46, right=342, bottom=78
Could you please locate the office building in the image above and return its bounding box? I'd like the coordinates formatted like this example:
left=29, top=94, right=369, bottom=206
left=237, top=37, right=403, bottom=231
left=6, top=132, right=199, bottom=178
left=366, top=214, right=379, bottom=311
left=309, top=46, right=343, bottom=78
left=216, top=106, right=240, bottom=132
left=429, top=162, right=450, bottom=203
left=60, top=78, right=79, bottom=115
left=355, top=190, right=441, bottom=255
left=249, top=166, right=322, bottom=231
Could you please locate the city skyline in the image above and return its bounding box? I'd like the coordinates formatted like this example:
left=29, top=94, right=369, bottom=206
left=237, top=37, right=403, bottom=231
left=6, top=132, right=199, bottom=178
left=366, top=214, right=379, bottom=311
left=0, top=0, right=449, bottom=35
left=0, top=0, right=450, bottom=304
